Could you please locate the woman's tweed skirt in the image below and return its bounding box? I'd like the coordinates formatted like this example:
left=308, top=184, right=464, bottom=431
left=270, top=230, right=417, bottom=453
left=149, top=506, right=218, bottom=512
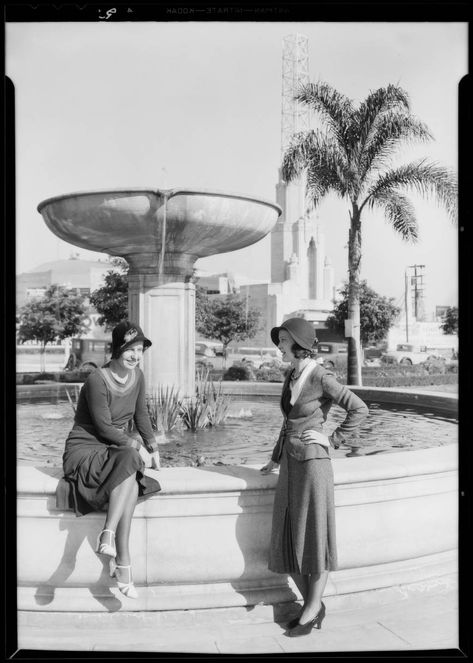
left=268, top=444, right=338, bottom=574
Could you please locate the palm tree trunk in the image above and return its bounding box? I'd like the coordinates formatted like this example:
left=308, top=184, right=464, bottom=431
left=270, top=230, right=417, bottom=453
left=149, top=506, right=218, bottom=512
left=347, top=206, right=362, bottom=386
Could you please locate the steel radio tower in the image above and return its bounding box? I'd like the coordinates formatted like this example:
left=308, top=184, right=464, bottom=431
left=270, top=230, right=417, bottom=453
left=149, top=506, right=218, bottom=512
left=281, top=33, right=310, bottom=157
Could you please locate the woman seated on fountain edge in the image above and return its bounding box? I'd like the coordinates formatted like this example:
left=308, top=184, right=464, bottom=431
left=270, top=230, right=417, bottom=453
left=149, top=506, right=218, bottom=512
left=56, top=320, right=165, bottom=600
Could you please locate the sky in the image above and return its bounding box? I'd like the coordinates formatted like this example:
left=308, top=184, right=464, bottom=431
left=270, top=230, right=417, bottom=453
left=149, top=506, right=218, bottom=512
left=6, top=21, right=466, bottom=317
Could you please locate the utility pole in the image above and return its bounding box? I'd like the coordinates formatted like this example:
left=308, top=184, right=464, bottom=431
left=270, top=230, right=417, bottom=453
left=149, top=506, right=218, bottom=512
left=406, top=264, right=426, bottom=322
left=405, top=264, right=426, bottom=342
left=404, top=268, right=409, bottom=343
left=413, top=264, right=425, bottom=320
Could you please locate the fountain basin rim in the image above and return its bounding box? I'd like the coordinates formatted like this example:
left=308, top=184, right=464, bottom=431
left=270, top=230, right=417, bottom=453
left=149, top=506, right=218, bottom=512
left=37, top=187, right=282, bottom=216
left=218, top=382, right=458, bottom=413
left=18, top=443, right=458, bottom=499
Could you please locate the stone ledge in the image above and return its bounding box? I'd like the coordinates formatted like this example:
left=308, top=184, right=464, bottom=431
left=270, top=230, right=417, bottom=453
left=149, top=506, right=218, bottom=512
left=17, top=444, right=458, bottom=500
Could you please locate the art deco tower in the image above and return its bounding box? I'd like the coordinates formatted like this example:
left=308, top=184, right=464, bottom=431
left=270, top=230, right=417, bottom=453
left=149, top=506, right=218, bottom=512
left=271, top=33, right=334, bottom=315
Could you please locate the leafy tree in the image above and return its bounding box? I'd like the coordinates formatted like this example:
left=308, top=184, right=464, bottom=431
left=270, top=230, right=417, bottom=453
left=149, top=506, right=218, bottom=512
left=326, top=281, right=400, bottom=346
left=17, top=285, right=88, bottom=372
left=196, top=294, right=261, bottom=360
left=195, top=285, right=212, bottom=331
left=89, top=266, right=228, bottom=339
left=440, top=306, right=458, bottom=335
left=89, top=258, right=129, bottom=329
left=282, top=82, right=457, bottom=384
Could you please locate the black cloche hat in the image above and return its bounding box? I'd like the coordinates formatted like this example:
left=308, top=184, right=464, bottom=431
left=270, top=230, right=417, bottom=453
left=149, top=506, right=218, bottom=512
left=111, top=320, right=152, bottom=358
left=270, top=317, right=318, bottom=350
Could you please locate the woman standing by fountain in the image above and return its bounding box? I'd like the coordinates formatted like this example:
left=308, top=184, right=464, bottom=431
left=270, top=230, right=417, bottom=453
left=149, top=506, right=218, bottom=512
left=56, top=321, right=162, bottom=599
left=260, top=318, right=368, bottom=636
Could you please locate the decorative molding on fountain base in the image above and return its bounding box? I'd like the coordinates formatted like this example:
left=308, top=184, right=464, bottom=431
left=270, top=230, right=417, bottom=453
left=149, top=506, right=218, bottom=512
left=19, top=550, right=457, bottom=614
left=18, top=438, right=458, bottom=614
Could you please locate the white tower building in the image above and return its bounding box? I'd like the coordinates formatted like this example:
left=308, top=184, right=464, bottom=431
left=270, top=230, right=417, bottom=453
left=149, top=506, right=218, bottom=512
left=268, top=33, right=334, bottom=326
left=215, top=34, right=336, bottom=346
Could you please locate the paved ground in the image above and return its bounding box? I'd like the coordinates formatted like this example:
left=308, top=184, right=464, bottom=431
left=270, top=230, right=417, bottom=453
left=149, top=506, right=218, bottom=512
left=18, top=589, right=459, bottom=655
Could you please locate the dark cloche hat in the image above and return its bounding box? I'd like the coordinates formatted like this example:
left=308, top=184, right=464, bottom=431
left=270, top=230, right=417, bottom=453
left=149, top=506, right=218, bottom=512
left=270, top=317, right=318, bottom=350
left=111, top=321, right=152, bottom=358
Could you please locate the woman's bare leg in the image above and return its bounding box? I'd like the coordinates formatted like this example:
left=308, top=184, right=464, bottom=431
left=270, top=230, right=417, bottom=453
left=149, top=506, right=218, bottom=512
left=114, top=479, right=138, bottom=567
left=103, top=473, right=137, bottom=534
left=298, top=571, right=329, bottom=624
left=100, top=474, right=139, bottom=584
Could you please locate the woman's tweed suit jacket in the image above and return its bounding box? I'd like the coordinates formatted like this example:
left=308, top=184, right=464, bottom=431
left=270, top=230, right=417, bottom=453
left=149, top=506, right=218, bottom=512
left=271, top=363, right=369, bottom=462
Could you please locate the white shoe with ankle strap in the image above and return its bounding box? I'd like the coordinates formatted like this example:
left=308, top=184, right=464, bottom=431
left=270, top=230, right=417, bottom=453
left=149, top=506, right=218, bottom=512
left=109, top=560, right=138, bottom=599
left=95, top=529, right=116, bottom=558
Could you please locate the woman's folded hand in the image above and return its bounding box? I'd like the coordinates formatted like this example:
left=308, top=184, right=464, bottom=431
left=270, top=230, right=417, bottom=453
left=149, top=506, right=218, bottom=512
left=150, top=449, right=161, bottom=470
left=139, top=445, right=152, bottom=467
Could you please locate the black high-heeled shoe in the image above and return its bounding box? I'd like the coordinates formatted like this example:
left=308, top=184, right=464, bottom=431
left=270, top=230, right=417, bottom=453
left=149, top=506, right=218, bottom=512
left=288, top=601, right=326, bottom=637
left=286, top=607, right=303, bottom=629
left=287, top=616, right=300, bottom=629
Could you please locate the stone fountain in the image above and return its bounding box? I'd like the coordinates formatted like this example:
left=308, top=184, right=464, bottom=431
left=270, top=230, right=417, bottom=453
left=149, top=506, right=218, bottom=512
left=37, top=188, right=281, bottom=395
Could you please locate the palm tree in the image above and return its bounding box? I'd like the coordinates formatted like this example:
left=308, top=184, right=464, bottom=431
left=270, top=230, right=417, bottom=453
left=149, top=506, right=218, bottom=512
left=282, top=82, right=457, bottom=385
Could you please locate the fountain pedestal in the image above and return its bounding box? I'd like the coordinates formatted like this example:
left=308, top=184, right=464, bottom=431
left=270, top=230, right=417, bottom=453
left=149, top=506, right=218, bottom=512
left=128, top=273, right=195, bottom=396
left=38, top=189, right=281, bottom=396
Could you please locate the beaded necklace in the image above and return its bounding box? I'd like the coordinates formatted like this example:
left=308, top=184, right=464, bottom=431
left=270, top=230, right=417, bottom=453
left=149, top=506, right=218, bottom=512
left=110, top=370, right=129, bottom=384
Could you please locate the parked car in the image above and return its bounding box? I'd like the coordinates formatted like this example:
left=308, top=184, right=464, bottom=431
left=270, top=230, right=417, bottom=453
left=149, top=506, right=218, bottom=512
left=195, top=342, right=217, bottom=369
left=315, top=342, right=348, bottom=369
left=381, top=343, right=442, bottom=366
left=362, top=345, right=385, bottom=366
left=65, top=337, right=112, bottom=371
left=444, top=349, right=459, bottom=368
left=227, top=346, right=282, bottom=369
left=424, top=347, right=458, bottom=369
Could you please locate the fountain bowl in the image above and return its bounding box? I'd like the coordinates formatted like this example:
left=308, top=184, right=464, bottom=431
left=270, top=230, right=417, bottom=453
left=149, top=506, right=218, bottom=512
left=37, top=188, right=282, bottom=271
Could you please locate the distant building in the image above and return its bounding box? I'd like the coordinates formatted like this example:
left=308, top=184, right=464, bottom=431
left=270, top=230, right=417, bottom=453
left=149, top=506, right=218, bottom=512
left=195, top=175, right=337, bottom=347
left=242, top=172, right=335, bottom=345
left=435, top=305, right=451, bottom=322
left=16, top=256, right=112, bottom=309
left=195, top=272, right=235, bottom=295
left=386, top=318, right=458, bottom=352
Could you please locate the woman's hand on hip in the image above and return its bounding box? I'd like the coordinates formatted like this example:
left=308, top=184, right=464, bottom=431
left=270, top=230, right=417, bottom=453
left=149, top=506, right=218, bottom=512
left=260, top=460, right=279, bottom=474
left=301, top=429, right=330, bottom=446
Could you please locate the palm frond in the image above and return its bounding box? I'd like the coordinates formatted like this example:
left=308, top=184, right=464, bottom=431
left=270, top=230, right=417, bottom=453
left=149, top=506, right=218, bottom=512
left=363, top=159, right=458, bottom=222
left=282, top=130, right=349, bottom=179
left=358, top=84, right=411, bottom=118
left=281, top=130, right=352, bottom=205
left=348, top=84, right=410, bottom=160
left=361, top=112, right=433, bottom=176
left=294, top=81, right=354, bottom=152
left=367, top=190, right=419, bottom=241
left=305, top=165, right=348, bottom=206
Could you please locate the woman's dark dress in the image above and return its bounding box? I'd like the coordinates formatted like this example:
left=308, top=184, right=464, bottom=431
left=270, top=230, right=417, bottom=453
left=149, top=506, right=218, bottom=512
left=268, top=365, right=368, bottom=575
left=56, top=365, right=161, bottom=516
